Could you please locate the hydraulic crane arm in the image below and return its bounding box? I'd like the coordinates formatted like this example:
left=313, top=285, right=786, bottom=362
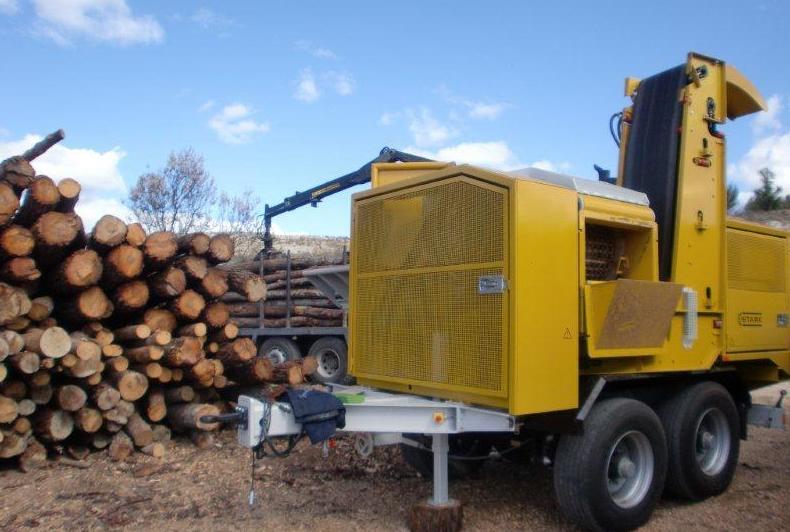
left=262, top=147, right=432, bottom=254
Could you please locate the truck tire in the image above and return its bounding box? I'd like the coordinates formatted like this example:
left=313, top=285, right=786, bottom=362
left=307, top=337, right=347, bottom=384
left=259, top=338, right=300, bottom=365
left=553, top=398, right=667, bottom=532
left=657, top=381, right=740, bottom=501
left=400, top=433, right=486, bottom=480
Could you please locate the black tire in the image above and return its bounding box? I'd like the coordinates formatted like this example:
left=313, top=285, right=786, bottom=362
left=258, top=338, right=300, bottom=364
left=307, top=337, right=347, bottom=384
left=400, top=433, right=488, bottom=480
left=553, top=398, right=667, bottom=532
left=657, top=381, right=740, bottom=501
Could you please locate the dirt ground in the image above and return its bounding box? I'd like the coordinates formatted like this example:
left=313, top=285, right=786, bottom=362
left=0, top=422, right=788, bottom=532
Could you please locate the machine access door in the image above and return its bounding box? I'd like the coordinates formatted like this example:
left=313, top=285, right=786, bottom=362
left=350, top=174, right=509, bottom=409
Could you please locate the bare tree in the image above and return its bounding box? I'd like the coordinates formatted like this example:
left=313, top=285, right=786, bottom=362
left=128, top=148, right=216, bottom=234
left=215, top=190, right=264, bottom=259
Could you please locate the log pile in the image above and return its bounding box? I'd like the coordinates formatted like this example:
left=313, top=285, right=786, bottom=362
left=0, top=133, right=321, bottom=469
left=223, top=256, right=344, bottom=328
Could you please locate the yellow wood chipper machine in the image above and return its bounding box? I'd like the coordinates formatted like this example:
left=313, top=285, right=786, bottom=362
left=223, top=52, right=789, bottom=532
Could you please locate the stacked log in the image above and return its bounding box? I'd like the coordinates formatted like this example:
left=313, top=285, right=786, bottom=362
left=222, top=256, right=343, bottom=328
left=0, top=134, right=320, bottom=469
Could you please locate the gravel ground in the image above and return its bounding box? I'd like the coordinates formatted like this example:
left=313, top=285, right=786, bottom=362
left=0, top=423, right=787, bottom=531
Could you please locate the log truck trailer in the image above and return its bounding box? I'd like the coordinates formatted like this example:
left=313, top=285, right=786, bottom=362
left=222, top=53, right=789, bottom=531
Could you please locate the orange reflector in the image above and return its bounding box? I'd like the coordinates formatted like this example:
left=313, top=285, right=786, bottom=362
left=433, top=412, right=446, bottom=424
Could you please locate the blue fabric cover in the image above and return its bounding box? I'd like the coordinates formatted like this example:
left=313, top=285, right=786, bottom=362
left=285, top=389, right=346, bottom=444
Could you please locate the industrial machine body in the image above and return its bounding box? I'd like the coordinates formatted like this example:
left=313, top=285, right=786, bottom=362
left=348, top=53, right=790, bottom=416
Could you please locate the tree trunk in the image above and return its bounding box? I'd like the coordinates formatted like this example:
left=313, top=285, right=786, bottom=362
left=143, top=308, right=177, bottom=333
left=0, top=282, right=31, bottom=324
left=31, top=211, right=85, bottom=268
left=74, top=407, right=103, bottom=433
left=0, top=158, right=35, bottom=193
left=0, top=395, right=17, bottom=423
left=48, top=249, right=102, bottom=294
left=175, top=255, right=207, bottom=282
left=92, top=383, right=121, bottom=411
left=0, top=256, right=41, bottom=283
left=272, top=356, right=318, bottom=385
left=232, top=316, right=343, bottom=328
left=177, top=232, right=210, bottom=255
left=30, top=384, right=53, bottom=405
left=125, top=412, right=153, bottom=447
left=164, top=385, right=195, bottom=403
left=146, top=388, right=166, bottom=422
left=195, top=268, right=228, bottom=299
left=89, top=214, right=127, bottom=253
left=34, top=409, right=74, bottom=441
left=113, top=324, right=151, bottom=342
left=110, top=370, right=149, bottom=401
left=226, top=269, right=267, bottom=302
left=125, top=345, right=164, bottom=363
left=228, top=303, right=343, bottom=320
left=226, top=357, right=274, bottom=384
left=9, top=351, right=40, bottom=374
left=140, top=442, right=165, bottom=457
left=28, top=296, right=54, bottom=321
left=189, top=430, right=214, bottom=449
left=0, top=225, right=35, bottom=259
left=166, top=403, right=220, bottom=432
left=56, top=384, right=87, bottom=411
left=125, top=222, right=146, bottom=247
left=0, top=182, right=19, bottom=227
left=112, top=280, right=150, bottom=314
left=206, top=233, right=234, bottom=264
left=18, top=438, right=47, bottom=471
left=13, top=175, right=60, bottom=227
left=176, top=322, right=206, bottom=337
left=203, top=301, right=230, bottom=330
left=170, top=289, right=205, bottom=321
left=143, top=231, right=177, bottom=270
left=163, top=336, right=203, bottom=367
left=265, top=288, right=326, bottom=300
left=187, top=359, right=215, bottom=385
left=101, top=244, right=143, bottom=286
left=108, top=431, right=133, bottom=461
left=56, top=177, right=81, bottom=212
left=60, top=286, right=112, bottom=323
left=23, top=326, right=71, bottom=358
left=207, top=322, right=238, bottom=343
left=214, top=338, right=256, bottom=365
left=0, top=430, right=28, bottom=458
left=148, top=266, right=186, bottom=299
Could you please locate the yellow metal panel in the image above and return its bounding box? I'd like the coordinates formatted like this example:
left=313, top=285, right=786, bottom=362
left=725, top=64, right=767, bottom=118
left=510, top=179, right=578, bottom=415
left=350, top=173, right=509, bottom=408
left=371, top=162, right=451, bottom=188
left=725, top=227, right=790, bottom=352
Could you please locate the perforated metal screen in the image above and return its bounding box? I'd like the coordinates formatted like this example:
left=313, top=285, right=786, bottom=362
left=728, top=230, right=786, bottom=293
left=352, top=177, right=508, bottom=398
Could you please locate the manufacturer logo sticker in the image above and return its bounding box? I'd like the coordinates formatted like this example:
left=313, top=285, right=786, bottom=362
left=738, top=312, right=762, bottom=327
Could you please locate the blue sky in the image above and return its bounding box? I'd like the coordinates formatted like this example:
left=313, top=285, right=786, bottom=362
left=1, top=1, right=789, bottom=235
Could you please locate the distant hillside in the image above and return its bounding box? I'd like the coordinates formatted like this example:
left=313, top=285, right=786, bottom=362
left=271, top=234, right=349, bottom=261
left=732, top=209, right=790, bottom=230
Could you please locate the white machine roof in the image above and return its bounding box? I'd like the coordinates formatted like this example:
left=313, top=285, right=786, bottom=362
left=505, top=167, right=650, bottom=207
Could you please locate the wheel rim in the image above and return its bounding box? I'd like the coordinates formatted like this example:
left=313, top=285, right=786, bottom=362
left=694, top=407, right=731, bottom=476
left=606, top=430, right=654, bottom=509
left=316, top=348, right=340, bottom=378
left=265, top=347, right=287, bottom=365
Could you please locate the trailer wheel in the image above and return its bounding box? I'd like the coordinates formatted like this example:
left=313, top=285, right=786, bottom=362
left=400, top=433, right=486, bottom=480
left=259, top=338, right=300, bottom=365
left=553, top=398, right=667, bottom=532
left=657, top=381, right=740, bottom=501
left=307, top=337, right=347, bottom=384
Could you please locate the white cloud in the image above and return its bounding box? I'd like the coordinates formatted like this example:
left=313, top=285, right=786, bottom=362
left=0, top=0, right=18, bottom=15
left=730, top=132, right=790, bottom=194
left=408, top=141, right=522, bottom=170
left=191, top=7, right=234, bottom=33
left=408, top=108, right=457, bottom=147
left=295, top=40, right=337, bottom=60
left=752, top=94, right=783, bottom=135
left=294, top=69, right=320, bottom=103
left=379, top=112, right=398, bottom=126
left=198, top=99, right=215, bottom=112
left=325, top=71, right=355, bottom=96
left=32, top=0, right=164, bottom=46
left=0, top=133, right=128, bottom=228
left=208, top=103, right=270, bottom=144
left=529, top=160, right=573, bottom=173
left=467, top=101, right=508, bottom=120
